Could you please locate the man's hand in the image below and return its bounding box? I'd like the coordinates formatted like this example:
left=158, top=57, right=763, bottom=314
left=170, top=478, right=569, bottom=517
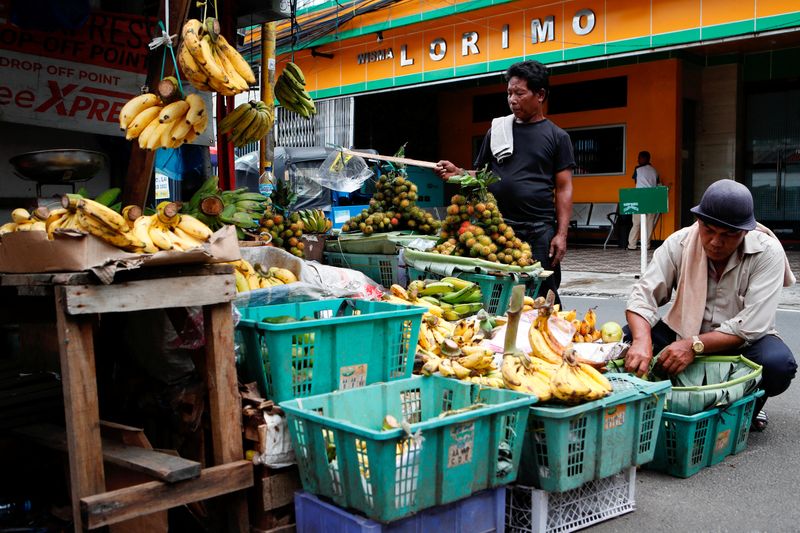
left=549, top=233, right=567, bottom=266
left=657, top=339, right=695, bottom=375
left=434, top=160, right=461, bottom=182
left=625, top=339, right=653, bottom=377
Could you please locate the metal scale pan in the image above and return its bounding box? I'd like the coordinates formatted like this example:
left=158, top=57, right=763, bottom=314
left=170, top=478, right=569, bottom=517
left=9, top=149, right=108, bottom=197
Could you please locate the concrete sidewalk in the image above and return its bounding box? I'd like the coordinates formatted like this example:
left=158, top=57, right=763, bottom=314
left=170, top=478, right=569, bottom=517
left=560, top=245, right=800, bottom=310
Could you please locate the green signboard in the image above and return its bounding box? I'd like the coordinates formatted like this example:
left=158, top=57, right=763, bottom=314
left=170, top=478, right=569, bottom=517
left=619, top=186, right=669, bottom=215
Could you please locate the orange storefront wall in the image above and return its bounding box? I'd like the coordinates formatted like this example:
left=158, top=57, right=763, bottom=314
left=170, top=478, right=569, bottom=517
left=438, top=59, right=681, bottom=239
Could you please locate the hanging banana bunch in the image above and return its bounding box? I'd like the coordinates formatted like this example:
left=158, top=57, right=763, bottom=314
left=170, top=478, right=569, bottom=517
left=218, top=100, right=274, bottom=147
left=178, top=17, right=256, bottom=95
left=118, top=86, right=207, bottom=150
left=275, top=62, right=317, bottom=118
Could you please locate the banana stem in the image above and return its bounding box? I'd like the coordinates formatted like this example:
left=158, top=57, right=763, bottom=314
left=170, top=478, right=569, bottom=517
left=200, top=195, right=224, bottom=216
left=503, top=285, right=526, bottom=356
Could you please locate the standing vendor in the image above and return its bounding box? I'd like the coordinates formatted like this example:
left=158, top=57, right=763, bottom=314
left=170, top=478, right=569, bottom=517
left=624, top=179, right=797, bottom=431
left=434, top=60, right=574, bottom=304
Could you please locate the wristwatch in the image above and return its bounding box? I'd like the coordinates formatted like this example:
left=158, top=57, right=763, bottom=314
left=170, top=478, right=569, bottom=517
left=691, top=335, right=705, bottom=355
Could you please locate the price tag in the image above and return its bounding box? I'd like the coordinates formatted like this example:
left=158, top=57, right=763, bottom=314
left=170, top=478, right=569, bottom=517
left=154, top=173, right=170, bottom=200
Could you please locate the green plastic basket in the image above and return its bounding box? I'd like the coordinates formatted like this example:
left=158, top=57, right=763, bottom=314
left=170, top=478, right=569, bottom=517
left=406, top=266, right=541, bottom=315
left=517, top=373, right=671, bottom=492
left=237, top=299, right=424, bottom=402
left=325, top=251, right=401, bottom=288
left=280, top=376, right=537, bottom=523
left=607, top=355, right=763, bottom=415
left=649, top=389, right=764, bottom=478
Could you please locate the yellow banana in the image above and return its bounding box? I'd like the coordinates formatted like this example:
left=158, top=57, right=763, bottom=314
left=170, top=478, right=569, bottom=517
left=234, top=269, right=249, bottom=292
left=217, top=34, right=256, bottom=84
left=450, top=360, right=472, bottom=380
left=29, top=221, right=46, bottom=232
left=199, top=35, right=228, bottom=84
left=181, top=19, right=205, bottom=64
left=390, top=284, right=409, bottom=300
left=137, top=116, right=162, bottom=149
left=168, top=118, right=193, bottom=143
left=131, top=215, right=158, bottom=253
left=175, top=213, right=213, bottom=240
left=421, top=356, right=441, bottom=376
left=438, top=359, right=456, bottom=378
left=184, top=93, right=206, bottom=125
left=147, top=216, right=173, bottom=251
left=0, top=222, right=17, bottom=234
left=119, top=93, right=161, bottom=130
left=192, top=112, right=209, bottom=134
left=269, top=267, right=298, bottom=284
left=529, top=327, right=563, bottom=365
left=216, top=47, right=248, bottom=91
left=125, top=105, right=163, bottom=140
left=77, top=199, right=127, bottom=232
left=11, top=208, right=31, bottom=224
left=146, top=121, right=172, bottom=150
left=417, top=323, right=432, bottom=351
left=247, top=273, right=260, bottom=291
left=578, top=363, right=613, bottom=392
left=158, top=100, right=190, bottom=124
left=77, top=212, right=142, bottom=250
left=501, top=356, right=522, bottom=388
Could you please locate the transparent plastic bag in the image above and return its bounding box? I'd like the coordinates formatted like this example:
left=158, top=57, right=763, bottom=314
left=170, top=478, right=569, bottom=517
left=316, top=150, right=374, bottom=192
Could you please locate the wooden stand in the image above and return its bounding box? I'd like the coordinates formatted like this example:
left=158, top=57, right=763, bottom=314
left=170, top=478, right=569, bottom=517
left=1, top=264, right=252, bottom=530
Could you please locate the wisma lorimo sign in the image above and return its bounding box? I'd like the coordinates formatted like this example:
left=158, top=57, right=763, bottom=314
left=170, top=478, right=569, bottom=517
left=357, top=8, right=596, bottom=65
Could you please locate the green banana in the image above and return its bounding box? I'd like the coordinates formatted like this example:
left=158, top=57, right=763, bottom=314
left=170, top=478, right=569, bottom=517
left=452, top=302, right=483, bottom=316
left=94, top=187, right=121, bottom=206
left=231, top=211, right=258, bottom=229
left=186, top=176, right=220, bottom=213
left=235, top=192, right=269, bottom=202
left=419, top=282, right=455, bottom=296
left=443, top=310, right=461, bottom=321
left=440, top=277, right=474, bottom=291
left=218, top=102, right=255, bottom=134
left=440, top=283, right=480, bottom=304
left=76, top=186, right=90, bottom=198
left=284, top=62, right=306, bottom=85
left=235, top=200, right=266, bottom=212
left=419, top=296, right=442, bottom=306
left=462, top=289, right=484, bottom=304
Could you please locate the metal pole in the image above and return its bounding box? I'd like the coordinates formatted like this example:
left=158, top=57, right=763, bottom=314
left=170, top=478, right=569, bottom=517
left=639, top=214, right=647, bottom=274
left=259, top=22, right=277, bottom=173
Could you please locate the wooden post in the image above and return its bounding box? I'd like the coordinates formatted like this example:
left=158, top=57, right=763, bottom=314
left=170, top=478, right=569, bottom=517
left=54, top=286, right=104, bottom=531
left=260, top=22, right=277, bottom=174
left=122, top=0, right=192, bottom=208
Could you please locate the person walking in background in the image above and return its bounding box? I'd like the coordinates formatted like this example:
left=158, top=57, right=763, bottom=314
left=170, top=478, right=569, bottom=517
left=627, top=151, right=659, bottom=250
left=624, top=179, right=796, bottom=432
left=434, top=60, right=574, bottom=304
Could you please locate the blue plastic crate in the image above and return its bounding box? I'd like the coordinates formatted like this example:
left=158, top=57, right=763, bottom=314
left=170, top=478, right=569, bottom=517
left=295, top=487, right=505, bottom=531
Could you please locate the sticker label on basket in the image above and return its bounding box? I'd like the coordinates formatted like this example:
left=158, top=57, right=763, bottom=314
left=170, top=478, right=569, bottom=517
left=604, top=405, right=626, bottom=430
left=447, top=422, right=474, bottom=468
left=715, top=429, right=731, bottom=452
left=339, top=364, right=367, bottom=390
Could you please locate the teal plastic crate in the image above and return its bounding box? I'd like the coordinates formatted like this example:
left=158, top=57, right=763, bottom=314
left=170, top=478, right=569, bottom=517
left=406, top=267, right=541, bottom=315
left=237, top=299, right=424, bottom=402
left=517, top=373, right=671, bottom=492
left=295, top=487, right=505, bottom=532
left=281, top=376, right=537, bottom=523
left=649, top=389, right=763, bottom=478
left=325, top=251, right=401, bottom=287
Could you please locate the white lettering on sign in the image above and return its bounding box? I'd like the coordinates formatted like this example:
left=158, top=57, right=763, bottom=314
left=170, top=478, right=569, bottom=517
left=339, top=364, right=368, bottom=390
left=429, top=38, right=447, bottom=61
left=573, top=9, right=596, bottom=36
left=531, top=17, right=555, bottom=44
left=624, top=202, right=639, bottom=213
left=604, top=405, right=626, bottom=431
left=400, top=44, right=414, bottom=66
left=461, top=32, right=479, bottom=56
left=357, top=48, right=394, bottom=65
left=0, top=50, right=216, bottom=143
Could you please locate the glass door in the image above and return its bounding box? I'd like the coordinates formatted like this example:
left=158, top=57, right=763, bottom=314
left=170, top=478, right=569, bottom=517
left=745, top=90, right=800, bottom=235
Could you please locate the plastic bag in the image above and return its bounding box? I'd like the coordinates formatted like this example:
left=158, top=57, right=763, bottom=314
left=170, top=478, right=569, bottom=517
left=252, top=413, right=295, bottom=468
left=316, top=150, right=374, bottom=193
left=234, top=246, right=383, bottom=308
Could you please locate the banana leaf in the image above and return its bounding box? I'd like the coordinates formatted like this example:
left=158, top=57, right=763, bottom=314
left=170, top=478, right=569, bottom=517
left=404, top=248, right=547, bottom=276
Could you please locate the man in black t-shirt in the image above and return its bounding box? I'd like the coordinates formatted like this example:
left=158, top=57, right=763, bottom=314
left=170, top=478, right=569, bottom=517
left=435, top=60, right=575, bottom=303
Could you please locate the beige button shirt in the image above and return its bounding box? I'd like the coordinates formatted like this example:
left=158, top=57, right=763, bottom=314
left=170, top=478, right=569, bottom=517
left=627, top=226, right=786, bottom=342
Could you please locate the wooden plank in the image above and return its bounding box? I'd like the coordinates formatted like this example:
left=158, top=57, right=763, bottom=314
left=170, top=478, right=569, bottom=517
left=80, top=460, right=254, bottom=529
left=204, top=302, right=249, bottom=531
left=252, top=526, right=296, bottom=533
left=55, top=285, right=104, bottom=532
left=64, top=275, right=235, bottom=315
left=16, top=424, right=202, bottom=483
left=343, top=149, right=439, bottom=169
left=1, top=272, right=92, bottom=287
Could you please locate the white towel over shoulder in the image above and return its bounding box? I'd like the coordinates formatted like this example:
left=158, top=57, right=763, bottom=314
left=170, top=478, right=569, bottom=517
left=490, top=114, right=515, bottom=162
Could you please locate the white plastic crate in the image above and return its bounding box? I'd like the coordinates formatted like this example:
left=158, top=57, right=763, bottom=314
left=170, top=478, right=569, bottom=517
left=506, top=467, right=636, bottom=533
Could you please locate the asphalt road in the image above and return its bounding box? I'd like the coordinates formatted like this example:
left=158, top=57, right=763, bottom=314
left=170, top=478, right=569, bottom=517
left=556, top=296, right=800, bottom=533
